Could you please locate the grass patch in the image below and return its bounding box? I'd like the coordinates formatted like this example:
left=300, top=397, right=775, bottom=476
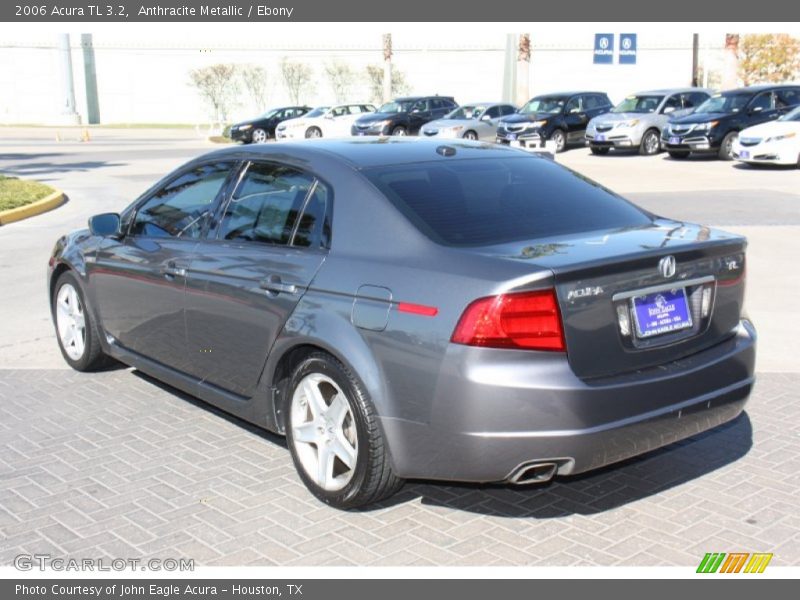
left=0, top=175, right=56, bottom=211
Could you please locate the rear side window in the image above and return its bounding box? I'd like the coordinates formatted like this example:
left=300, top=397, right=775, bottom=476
left=776, top=88, right=800, bottom=108
left=218, top=163, right=314, bottom=245
left=293, top=183, right=332, bottom=249
left=364, top=158, right=652, bottom=247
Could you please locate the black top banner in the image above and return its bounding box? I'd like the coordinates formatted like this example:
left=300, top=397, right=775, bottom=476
left=2, top=0, right=800, bottom=22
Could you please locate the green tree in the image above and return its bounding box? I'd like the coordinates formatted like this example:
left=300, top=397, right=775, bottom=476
left=738, top=34, right=800, bottom=85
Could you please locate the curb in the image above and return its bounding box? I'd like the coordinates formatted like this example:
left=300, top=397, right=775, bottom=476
left=0, top=188, right=66, bottom=226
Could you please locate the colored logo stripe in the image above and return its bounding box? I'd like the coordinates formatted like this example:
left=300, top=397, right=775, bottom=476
left=697, top=552, right=773, bottom=573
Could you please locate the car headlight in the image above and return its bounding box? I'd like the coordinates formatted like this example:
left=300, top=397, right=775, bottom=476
left=372, top=119, right=391, bottom=127
left=531, top=120, right=548, bottom=128
left=694, top=121, right=719, bottom=132
left=617, top=119, right=640, bottom=129
left=765, top=132, right=796, bottom=143
left=239, top=124, right=253, bottom=131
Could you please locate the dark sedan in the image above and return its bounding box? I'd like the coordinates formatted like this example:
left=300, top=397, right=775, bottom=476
left=351, top=96, right=457, bottom=136
left=49, top=139, right=755, bottom=509
left=230, top=106, right=312, bottom=143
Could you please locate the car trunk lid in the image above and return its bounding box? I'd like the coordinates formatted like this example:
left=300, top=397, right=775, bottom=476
left=471, top=220, right=747, bottom=379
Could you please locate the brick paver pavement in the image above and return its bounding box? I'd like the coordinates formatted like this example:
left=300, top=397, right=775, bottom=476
left=1, top=369, right=798, bottom=566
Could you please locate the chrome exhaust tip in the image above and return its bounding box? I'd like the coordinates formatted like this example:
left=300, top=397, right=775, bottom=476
left=507, top=462, right=558, bottom=485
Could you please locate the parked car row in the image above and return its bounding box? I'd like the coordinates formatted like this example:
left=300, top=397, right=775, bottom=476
left=229, top=84, right=800, bottom=167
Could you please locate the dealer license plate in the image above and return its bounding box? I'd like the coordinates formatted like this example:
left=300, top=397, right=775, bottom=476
left=631, top=288, right=693, bottom=339
left=669, top=136, right=680, bottom=145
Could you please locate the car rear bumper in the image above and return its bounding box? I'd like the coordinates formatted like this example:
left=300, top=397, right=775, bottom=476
left=380, top=319, right=756, bottom=483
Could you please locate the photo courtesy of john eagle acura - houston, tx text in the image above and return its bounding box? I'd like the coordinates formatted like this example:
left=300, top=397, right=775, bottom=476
left=47, top=138, right=755, bottom=509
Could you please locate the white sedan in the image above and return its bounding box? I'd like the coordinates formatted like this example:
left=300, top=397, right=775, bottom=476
left=276, top=103, right=376, bottom=139
left=733, top=105, right=800, bottom=167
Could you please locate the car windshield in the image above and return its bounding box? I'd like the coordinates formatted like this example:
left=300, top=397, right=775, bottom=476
left=612, top=95, right=665, bottom=113
left=780, top=106, right=800, bottom=121
left=695, top=94, right=751, bottom=114
left=305, top=107, right=330, bottom=118
left=519, top=97, right=566, bottom=115
left=445, top=105, right=487, bottom=120
left=364, top=157, right=651, bottom=247
left=378, top=101, right=414, bottom=113
left=260, top=108, right=280, bottom=118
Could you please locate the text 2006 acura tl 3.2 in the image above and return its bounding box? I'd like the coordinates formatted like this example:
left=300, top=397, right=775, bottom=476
left=48, top=139, right=755, bottom=509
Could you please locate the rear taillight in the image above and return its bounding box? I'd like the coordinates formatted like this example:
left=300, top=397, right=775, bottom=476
left=450, top=289, right=565, bottom=352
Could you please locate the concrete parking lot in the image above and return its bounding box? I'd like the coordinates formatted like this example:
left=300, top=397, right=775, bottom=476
left=1, top=128, right=799, bottom=567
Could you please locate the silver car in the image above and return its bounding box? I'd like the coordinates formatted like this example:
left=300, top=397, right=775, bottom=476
left=420, top=102, right=517, bottom=141
left=586, top=88, right=713, bottom=155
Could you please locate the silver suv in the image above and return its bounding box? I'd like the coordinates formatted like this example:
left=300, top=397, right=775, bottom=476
left=586, top=88, right=712, bottom=155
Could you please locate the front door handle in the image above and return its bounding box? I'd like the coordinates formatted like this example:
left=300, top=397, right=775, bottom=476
left=259, top=276, right=297, bottom=295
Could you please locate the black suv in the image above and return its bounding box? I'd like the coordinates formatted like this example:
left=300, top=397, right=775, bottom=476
left=496, top=91, right=613, bottom=152
left=662, top=84, right=800, bottom=160
left=230, top=106, right=312, bottom=143
left=351, top=96, right=457, bottom=136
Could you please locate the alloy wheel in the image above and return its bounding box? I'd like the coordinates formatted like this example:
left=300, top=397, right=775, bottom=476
left=644, top=131, right=660, bottom=155
left=55, top=283, right=86, bottom=360
left=251, top=129, right=268, bottom=143
left=551, top=130, right=566, bottom=152
left=290, top=373, right=358, bottom=492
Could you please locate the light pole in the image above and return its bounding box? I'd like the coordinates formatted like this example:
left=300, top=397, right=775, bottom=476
left=57, top=33, right=80, bottom=125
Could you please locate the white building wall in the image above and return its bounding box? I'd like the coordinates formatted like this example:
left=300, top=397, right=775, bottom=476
left=0, top=29, right=736, bottom=125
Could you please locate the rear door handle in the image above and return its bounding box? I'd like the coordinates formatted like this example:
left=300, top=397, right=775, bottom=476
left=161, top=262, right=187, bottom=278
left=259, top=276, right=297, bottom=295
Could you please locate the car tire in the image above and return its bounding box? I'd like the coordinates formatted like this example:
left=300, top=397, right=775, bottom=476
left=639, top=129, right=661, bottom=156
left=391, top=125, right=407, bottom=136
left=285, top=352, right=404, bottom=509
left=590, top=146, right=610, bottom=155
left=463, top=130, right=478, bottom=141
left=668, top=150, right=690, bottom=159
left=305, top=127, right=322, bottom=139
left=549, top=129, right=567, bottom=153
left=718, top=132, right=738, bottom=160
left=52, top=270, right=111, bottom=372
left=251, top=128, right=268, bottom=144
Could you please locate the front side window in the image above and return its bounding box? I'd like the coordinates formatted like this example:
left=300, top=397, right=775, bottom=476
left=696, top=93, right=750, bottom=114
left=131, top=162, right=233, bottom=239
left=662, top=95, right=681, bottom=112
left=218, top=163, right=315, bottom=245
left=565, top=97, right=582, bottom=113
left=520, top=97, right=566, bottom=115
left=775, top=88, right=800, bottom=108
left=749, top=91, right=774, bottom=112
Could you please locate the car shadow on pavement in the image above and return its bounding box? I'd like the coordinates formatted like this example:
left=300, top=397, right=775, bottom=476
left=0, top=152, right=67, bottom=161
left=130, top=368, right=751, bottom=517
left=384, top=413, right=753, bottom=517
left=0, top=160, right=126, bottom=178
left=130, top=369, right=288, bottom=449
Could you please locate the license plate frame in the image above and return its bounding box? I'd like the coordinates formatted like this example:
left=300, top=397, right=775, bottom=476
left=596, top=134, right=605, bottom=142
left=669, top=136, right=681, bottom=145
left=740, top=150, right=750, bottom=159
left=630, top=287, right=693, bottom=339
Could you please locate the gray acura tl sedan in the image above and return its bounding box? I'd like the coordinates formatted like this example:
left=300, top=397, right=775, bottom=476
left=48, top=138, right=755, bottom=509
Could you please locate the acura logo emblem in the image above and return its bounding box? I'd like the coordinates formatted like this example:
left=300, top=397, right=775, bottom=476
left=659, top=255, right=677, bottom=278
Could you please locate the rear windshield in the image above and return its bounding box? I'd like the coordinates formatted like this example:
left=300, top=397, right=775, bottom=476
left=363, top=157, right=652, bottom=247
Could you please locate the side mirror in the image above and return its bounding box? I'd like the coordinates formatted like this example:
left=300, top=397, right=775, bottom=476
left=411, top=109, right=421, bottom=114
left=663, top=106, right=676, bottom=114
left=89, top=213, right=121, bottom=237
left=480, top=114, right=492, bottom=121
left=568, top=107, right=581, bottom=114
left=750, top=106, right=764, bottom=114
